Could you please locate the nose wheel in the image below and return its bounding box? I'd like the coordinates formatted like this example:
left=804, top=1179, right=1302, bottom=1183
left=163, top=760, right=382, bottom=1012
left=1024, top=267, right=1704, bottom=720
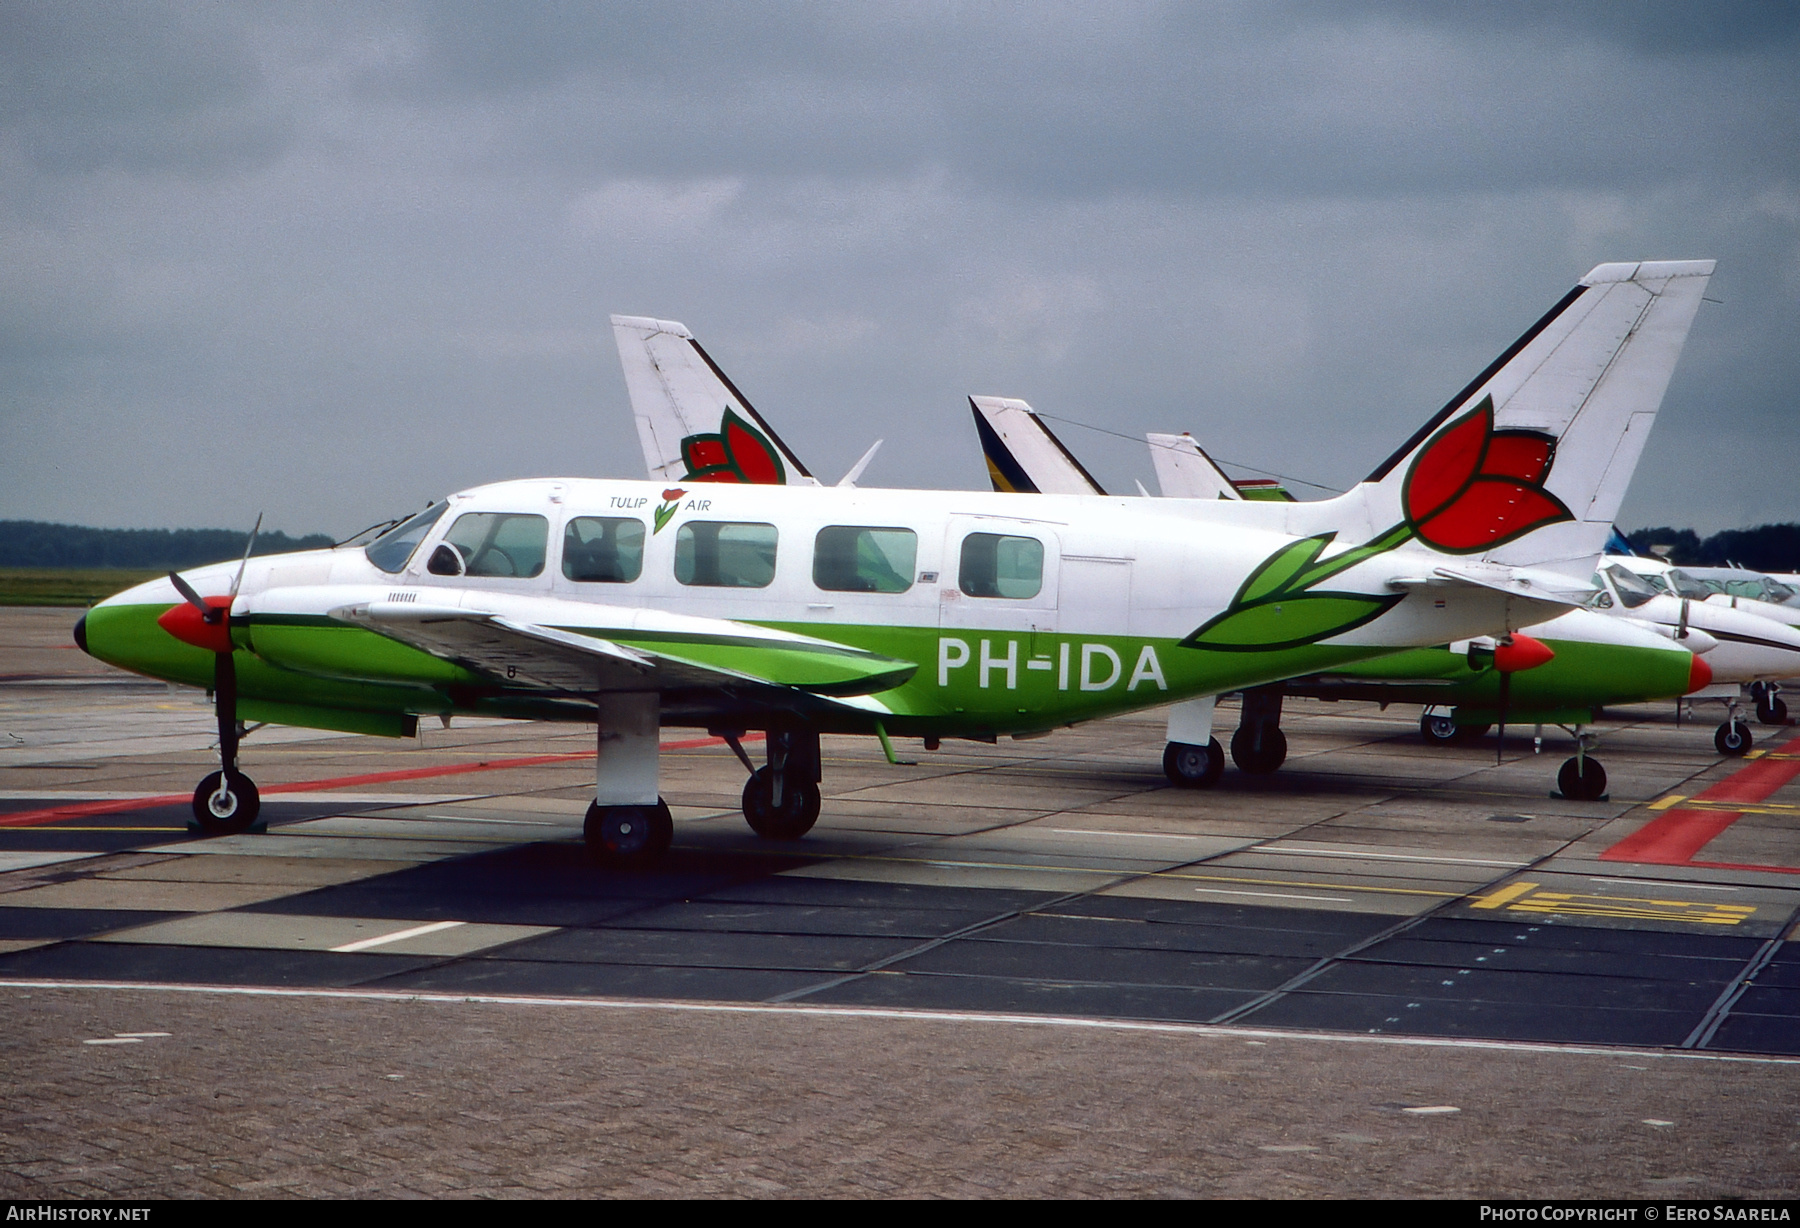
left=1716, top=720, right=1754, bottom=756
left=191, top=769, right=261, bottom=835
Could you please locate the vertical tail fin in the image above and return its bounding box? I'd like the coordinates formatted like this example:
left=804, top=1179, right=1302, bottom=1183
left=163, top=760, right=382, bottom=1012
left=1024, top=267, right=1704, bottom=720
left=610, top=315, right=818, bottom=486
left=1339, top=261, right=1714, bottom=577
left=1147, top=432, right=1242, bottom=500
left=969, top=396, right=1107, bottom=495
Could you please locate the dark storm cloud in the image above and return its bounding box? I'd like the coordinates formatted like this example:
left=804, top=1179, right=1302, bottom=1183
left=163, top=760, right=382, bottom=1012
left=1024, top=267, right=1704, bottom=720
left=1, top=2, right=1797, bottom=536
left=0, top=2, right=292, bottom=176
left=368, top=2, right=1800, bottom=198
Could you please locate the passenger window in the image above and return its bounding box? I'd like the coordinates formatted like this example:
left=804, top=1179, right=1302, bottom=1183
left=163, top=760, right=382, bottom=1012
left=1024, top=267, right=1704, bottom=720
left=440, top=513, right=549, bottom=578
left=813, top=526, right=916, bottom=594
left=562, top=517, right=645, bottom=583
left=676, top=521, right=778, bottom=588
left=959, top=532, right=1043, bottom=599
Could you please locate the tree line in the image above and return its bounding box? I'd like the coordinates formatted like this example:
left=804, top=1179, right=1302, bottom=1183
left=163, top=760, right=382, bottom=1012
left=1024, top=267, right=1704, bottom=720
left=0, top=521, right=336, bottom=569
left=1625, top=523, right=1800, bottom=572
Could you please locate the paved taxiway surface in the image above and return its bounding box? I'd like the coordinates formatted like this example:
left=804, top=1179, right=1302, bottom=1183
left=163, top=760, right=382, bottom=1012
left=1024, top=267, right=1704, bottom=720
left=3, top=605, right=1798, bottom=1197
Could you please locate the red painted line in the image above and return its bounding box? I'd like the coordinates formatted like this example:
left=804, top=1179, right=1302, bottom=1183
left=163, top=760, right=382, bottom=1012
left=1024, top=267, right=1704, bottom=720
left=0, top=733, right=759, bottom=829
left=1601, top=732, right=1800, bottom=867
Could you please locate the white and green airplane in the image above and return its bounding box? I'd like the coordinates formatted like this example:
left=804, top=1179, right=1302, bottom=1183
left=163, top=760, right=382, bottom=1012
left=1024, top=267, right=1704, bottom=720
left=79, top=261, right=1712, bottom=862
left=615, top=265, right=1717, bottom=801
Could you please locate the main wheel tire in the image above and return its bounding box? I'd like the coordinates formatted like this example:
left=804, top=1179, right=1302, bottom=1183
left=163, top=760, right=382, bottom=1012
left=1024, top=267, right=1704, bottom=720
left=742, top=767, right=821, bottom=840
left=1420, top=712, right=1460, bottom=745
left=1715, top=720, right=1754, bottom=756
left=191, top=770, right=260, bottom=836
left=1758, top=697, right=1789, bottom=726
left=584, top=800, right=673, bottom=864
left=1162, top=738, right=1224, bottom=788
left=1557, top=756, right=1607, bottom=801
left=1229, top=725, right=1288, bottom=774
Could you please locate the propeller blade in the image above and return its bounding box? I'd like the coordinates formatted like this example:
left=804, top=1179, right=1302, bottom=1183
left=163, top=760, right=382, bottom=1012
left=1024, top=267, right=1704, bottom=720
left=168, top=570, right=210, bottom=615
left=229, top=513, right=264, bottom=601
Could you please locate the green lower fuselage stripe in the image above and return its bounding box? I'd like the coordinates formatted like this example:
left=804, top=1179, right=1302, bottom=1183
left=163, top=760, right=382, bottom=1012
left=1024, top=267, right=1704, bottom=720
left=78, top=603, right=1689, bottom=739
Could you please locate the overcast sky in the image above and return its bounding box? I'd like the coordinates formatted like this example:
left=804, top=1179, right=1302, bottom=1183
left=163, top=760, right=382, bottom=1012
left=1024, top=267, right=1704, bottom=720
left=3, top=2, right=1797, bottom=537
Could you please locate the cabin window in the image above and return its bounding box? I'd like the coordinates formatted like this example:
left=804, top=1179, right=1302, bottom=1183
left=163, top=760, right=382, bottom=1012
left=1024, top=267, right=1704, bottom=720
left=675, top=521, right=778, bottom=588
left=562, top=517, right=645, bottom=583
left=813, top=526, right=916, bottom=594
left=1603, top=564, right=1659, bottom=610
left=440, top=512, right=549, bottom=578
left=959, top=532, right=1043, bottom=600
left=365, top=502, right=448, bottom=573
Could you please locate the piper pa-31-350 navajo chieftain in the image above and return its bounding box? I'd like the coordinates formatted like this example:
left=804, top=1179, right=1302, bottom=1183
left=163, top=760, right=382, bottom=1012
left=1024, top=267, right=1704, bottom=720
left=613, top=265, right=1716, bottom=801
left=79, top=261, right=1713, bottom=862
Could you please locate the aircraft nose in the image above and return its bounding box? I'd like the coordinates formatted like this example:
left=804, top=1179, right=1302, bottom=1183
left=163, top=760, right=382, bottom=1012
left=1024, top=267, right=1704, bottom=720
left=1687, top=652, right=1712, bottom=694
left=73, top=613, right=89, bottom=655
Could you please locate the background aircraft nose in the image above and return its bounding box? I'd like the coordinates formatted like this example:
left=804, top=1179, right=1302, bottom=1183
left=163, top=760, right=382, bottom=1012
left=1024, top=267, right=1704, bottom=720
left=73, top=613, right=88, bottom=655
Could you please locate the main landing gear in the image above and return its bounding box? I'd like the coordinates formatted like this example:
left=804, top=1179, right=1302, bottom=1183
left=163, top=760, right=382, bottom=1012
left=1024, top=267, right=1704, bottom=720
left=1162, top=696, right=1223, bottom=788
left=735, top=729, right=822, bottom=840
left=1753, top=682, right=1788, bottom=727
left=1229, top=687, right=1288, bottom=775
left=584, top=692, right=673, bottom=867
left=1159, top=689, right=1289, bottom=786
left=1419, top=708, right=1491, bottom=746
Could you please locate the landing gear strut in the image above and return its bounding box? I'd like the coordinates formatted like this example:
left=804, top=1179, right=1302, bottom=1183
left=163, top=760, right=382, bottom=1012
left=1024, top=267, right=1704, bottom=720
left=192, top=616, right=260, bottom=836
left=740, top=728, right=822, bottom=840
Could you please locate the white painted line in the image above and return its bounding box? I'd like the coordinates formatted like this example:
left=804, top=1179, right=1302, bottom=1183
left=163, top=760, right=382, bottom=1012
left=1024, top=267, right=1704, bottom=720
left=329, top=920, right=465, bottom=953
left=1191, top=887, right=1355, bottom=904
left=82, top=1037, right=141, bottom=1045
left=1253, top=846, right=1528, bottom=868
left=1401, top=1106, right=1461, bottom=1115
left=10, top=979, right=1796, bottom=1065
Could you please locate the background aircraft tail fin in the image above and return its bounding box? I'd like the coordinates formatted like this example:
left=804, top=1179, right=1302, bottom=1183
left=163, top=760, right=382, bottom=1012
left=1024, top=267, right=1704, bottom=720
left=1147, top=432, right=1241, bottom=500
left=1340, top=260, right=1714, bottom=578
left=969, top=396, right=1107, bottom=495
left=610, top=315, right=819, bottom=486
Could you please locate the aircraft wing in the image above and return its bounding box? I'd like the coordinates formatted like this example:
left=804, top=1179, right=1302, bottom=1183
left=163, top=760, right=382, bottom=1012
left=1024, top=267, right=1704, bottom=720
left=330, top=600, right=916, bottom=699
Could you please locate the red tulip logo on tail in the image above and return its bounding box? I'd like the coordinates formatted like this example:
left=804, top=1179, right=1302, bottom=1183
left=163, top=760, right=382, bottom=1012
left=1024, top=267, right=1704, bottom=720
left=680, top=409, right=787, bottom=484
left=1182, top=396, right=1574, bottom=652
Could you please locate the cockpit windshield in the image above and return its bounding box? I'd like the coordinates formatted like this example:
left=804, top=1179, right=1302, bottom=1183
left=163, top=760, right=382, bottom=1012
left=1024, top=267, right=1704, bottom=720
left=1603, top=564, right=1661, bottom=609
left=1665, top=569, right=1713, bottom=601
left=365, top=502, right=448, bottom=573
